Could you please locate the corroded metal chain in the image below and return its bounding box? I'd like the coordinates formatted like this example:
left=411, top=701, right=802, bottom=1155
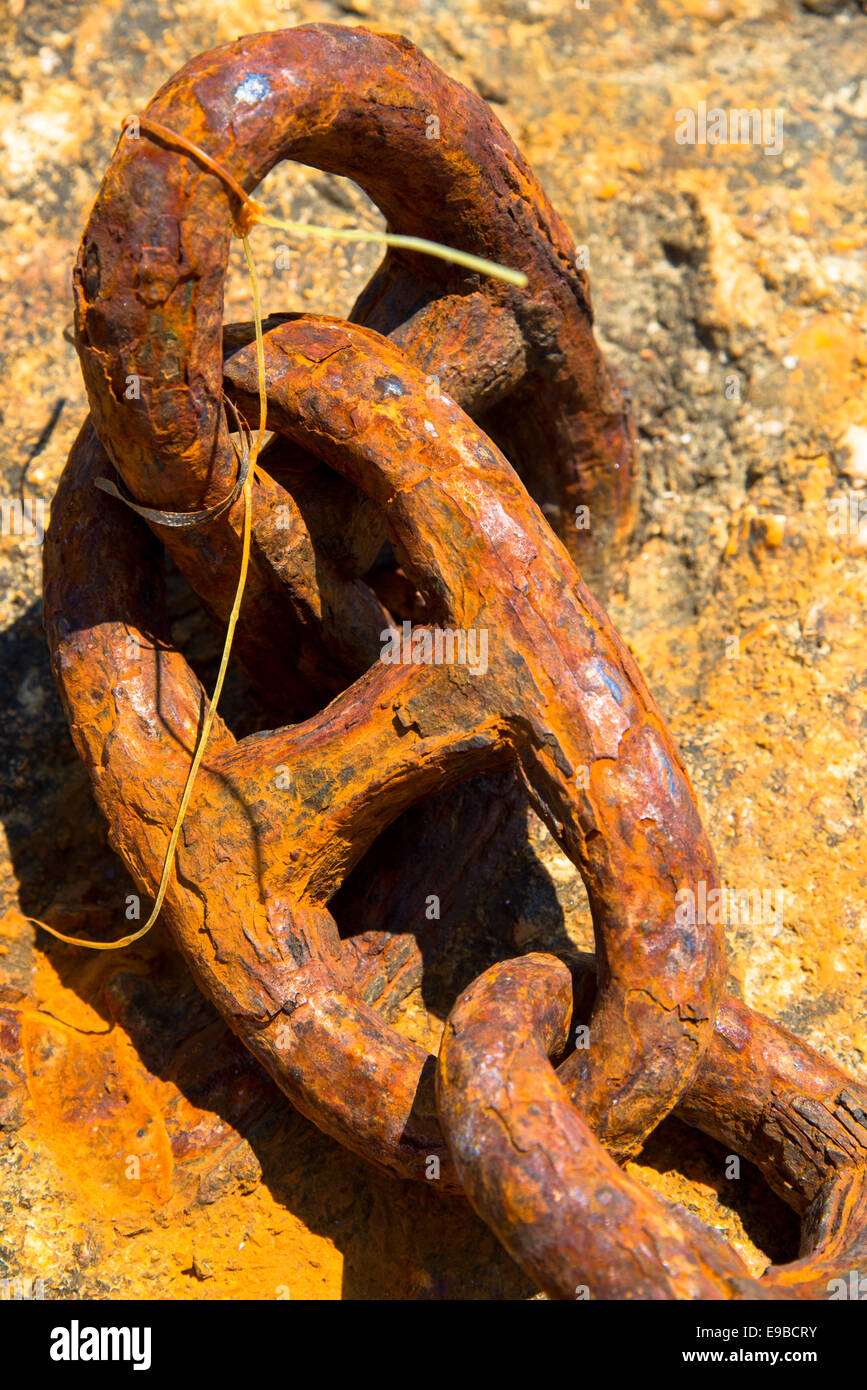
left=43, top=25, right=867, bottom=1300
left=68, top=17, right=640, bottom=966
left=46, top=315, right=724, bottom=1175
left=73, top=19, right=636, bottom=695
left=438, top=956, right=867, bottom=1299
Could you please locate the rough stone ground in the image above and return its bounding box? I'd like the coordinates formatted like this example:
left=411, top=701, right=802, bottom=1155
left=0, top=0, right=865, bottom=1299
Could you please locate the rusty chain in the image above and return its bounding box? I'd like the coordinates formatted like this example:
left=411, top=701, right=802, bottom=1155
left=42, top=24, right=867, bottom=1300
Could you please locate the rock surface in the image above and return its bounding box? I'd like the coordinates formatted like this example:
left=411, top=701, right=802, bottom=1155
left=0, top=0, right=864, bottom=1298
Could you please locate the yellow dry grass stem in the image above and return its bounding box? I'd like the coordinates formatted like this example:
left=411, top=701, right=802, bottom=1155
left=32, top=118, right=525, bottom=951
left=255, top=213, right=529, bottom=287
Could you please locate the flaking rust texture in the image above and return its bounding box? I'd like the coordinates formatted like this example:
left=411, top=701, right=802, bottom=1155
left=1, top=0, right=865, bottom=1299
left=45, top=314, right=727, bottom=1186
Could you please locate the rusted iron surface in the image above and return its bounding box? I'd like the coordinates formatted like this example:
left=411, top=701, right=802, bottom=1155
left=436, top=953, right=867, bottom=1300
left=72, top=22, right=637, bottom=667
left=40, top=23, right=867, bottom=1302
left=64, top=22, right=645, bottom=1092
left=45, top=312, right=722, bottom=1182
left=66, top=20, right=644, bottom=1015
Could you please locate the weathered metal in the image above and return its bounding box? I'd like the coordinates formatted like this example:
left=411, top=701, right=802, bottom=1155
left=66, top=20, right=646, bottom=1029
left=44, top=26, right=867, bottom=1300
left=44, top=314, right=723, bottom=1182
left=437, top=953, right=867, bottom=1299
left=72, top=22, right=637, bottom=695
